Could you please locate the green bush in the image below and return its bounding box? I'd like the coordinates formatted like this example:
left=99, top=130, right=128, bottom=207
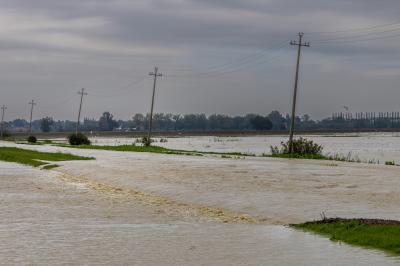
left=385, top=161, right=395, bottom=166
left=68, top=133, right=91, bottom=146
left=141, top=136, right=152, bottom=146
left=271, top=137, right=323, bottom=156
left=27, top=135, right=37, bottom=143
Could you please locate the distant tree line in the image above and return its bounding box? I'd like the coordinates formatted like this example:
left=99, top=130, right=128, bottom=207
left=4, top=110, right=400, bottom=133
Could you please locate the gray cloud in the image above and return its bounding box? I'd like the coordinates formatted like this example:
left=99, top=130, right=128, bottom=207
left=0, top=0, right=399, bottom=121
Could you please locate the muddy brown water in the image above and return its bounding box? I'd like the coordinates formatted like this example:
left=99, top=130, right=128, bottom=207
left=1, top=141, right=400, bottom=265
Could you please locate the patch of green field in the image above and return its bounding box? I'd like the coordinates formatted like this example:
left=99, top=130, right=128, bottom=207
left=0, top=147, right=93, bottom=167
left=269, top=153, right=328, bottom=160
left=59, top=144, right=254, bottom=157
left=41, top=164, right=59, bottom=170
left=63, top=144, right=204, bottom=156
left=269, top=153, right=386, bottom=165
left=293, top=218, right=400, bottom=255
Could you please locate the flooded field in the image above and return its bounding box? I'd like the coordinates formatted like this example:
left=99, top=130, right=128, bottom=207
left=88, top=132, right=400, bottom=164
left=1, top=136, right=400, bottom=265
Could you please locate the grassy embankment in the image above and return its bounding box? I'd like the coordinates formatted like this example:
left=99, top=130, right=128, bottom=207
left=54, top=143, right=393, bottom=163
left=293, top=218, right=400, bottom=255
left=0, top=147, right=93, bottom=168
left=269, top=152, right=363, bottom=162
left=59, top=144, right=251, bottom=158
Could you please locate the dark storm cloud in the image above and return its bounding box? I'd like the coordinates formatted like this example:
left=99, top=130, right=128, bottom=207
left=0, top=0, right=399, bottom=120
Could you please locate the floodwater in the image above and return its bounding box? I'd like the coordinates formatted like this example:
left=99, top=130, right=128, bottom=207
left=88, top=132, right=400, bottom=164
left=1, top=139, right=400, bottom=265
left=1, top=160, right=399, bottom=265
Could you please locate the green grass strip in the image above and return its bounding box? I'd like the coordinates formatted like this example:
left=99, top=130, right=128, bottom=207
left=269, top=153, right=328, bottom=160
left=41, top=164, right=60, bottom=170
left=58, top=144, right=254, bottom=157
left=293, top=218, right=400, bottom=255
left=0, top=147, right=93, bottom=167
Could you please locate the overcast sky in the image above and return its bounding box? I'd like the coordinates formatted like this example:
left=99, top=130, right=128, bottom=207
left=1, top=0, right=400, bottom=121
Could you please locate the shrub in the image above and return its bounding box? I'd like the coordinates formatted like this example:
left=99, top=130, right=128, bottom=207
left=142, top=136, right=152, bottom=146
left=385, top=161, right=395, bottom=166
left=27, top=135, right=37, bottom=143
left=271, top=137, right=323, bottom=156
left=68, top=133, right=91, bottom=146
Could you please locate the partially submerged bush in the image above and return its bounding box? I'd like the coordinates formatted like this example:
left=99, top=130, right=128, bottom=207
left=271, top=137, right=323, bottom=156
left=141, top=136, right=152, bottom=146
left=27, top=135, right=37, bottom=143
left=68, top=133, right=91, bottom=146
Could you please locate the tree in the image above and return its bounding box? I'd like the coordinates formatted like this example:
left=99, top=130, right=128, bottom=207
left=172, top=114, right=181, bottom=130
left=12, top=119, right=28, bottom=128
left=268, top=111, right=287, bottom=130
left=83, top=118, right=99, bottom=131
left=99, top=112, right=117, bottom=131
left=250, top=115, right=273, bottom=130
left=132, top=113, right=145, bottom=130
left=40, top=117, right=54, bottom=132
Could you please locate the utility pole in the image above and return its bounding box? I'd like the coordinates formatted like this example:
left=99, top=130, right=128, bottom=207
left=288, top=32, right=310, bottom=153
left=147, top=67, right=162, bottom=143
left=28, top=99, right=36, bottom=134
left=76, top=88, right=88, bottom=134
left=1, top=105, right=6, bottom=138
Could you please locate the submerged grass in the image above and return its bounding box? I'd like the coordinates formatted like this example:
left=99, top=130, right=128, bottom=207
left=0, top=147, right=93, bottom=167
left=293, top=218, right=400, bottom=255
left=269, top=153, right=328, bottom=160
left=41, top=164, right=60, bottom=170
left=58, top=144, right=254, bottom=157
left=268, top=152, right=387, bottom=165
left=61, top=144, right=204, bottom=156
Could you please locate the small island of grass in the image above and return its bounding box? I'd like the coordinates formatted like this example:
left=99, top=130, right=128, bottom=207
left=293, top=218, right=400, bottom=255
left=0, top=147, right=94, bottom=168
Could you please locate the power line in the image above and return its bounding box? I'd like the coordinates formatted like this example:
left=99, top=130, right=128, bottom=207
left=28, top=99, right=36, bottom=134
left=76, top=88, right=88, bottom=134
left=164, top=39, right=291, bottom=77
left=38, top=94, right=78, bottom=112
left=309, top=18, right=400, bottom=35
left=289, top=33, right=310, bottom=154
left=1, top=105, right=6, bottom=138
left=147, top=67, right=162, bottom=144
left=197, top=47, right=290, bottom=77
left=90, top=76, right=148, bottom=98
left=167, top=42, right=290, bottom=78
left=316, top=31, right=400, bottom=45
left=314, top=26, right=400, bottom=43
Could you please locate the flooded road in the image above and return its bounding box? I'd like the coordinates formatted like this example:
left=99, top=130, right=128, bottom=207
left=1, top=140, right=400, bottom=265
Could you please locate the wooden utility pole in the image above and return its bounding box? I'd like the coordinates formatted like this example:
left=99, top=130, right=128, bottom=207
left=1, top=105, right=6, bottom=138
left=76, top=88, right=87, bottom=134
left=147, top=67, right=162, bottom=143
left=288, top=33, right=310, bottom=153
left=28, top=99, right=36, bottom=134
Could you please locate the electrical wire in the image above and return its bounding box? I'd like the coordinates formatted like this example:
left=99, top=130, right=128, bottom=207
left=90, top=76, right=149, bottom=98
left=314, top=27, right=400, bottom=43
left=167, top=42, right=290, bottom=78
left=163, top=38, right=291, bottom=75
left=316, top=31, right=400, bottom=45
left=309, top=18, right=400, bottom=35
